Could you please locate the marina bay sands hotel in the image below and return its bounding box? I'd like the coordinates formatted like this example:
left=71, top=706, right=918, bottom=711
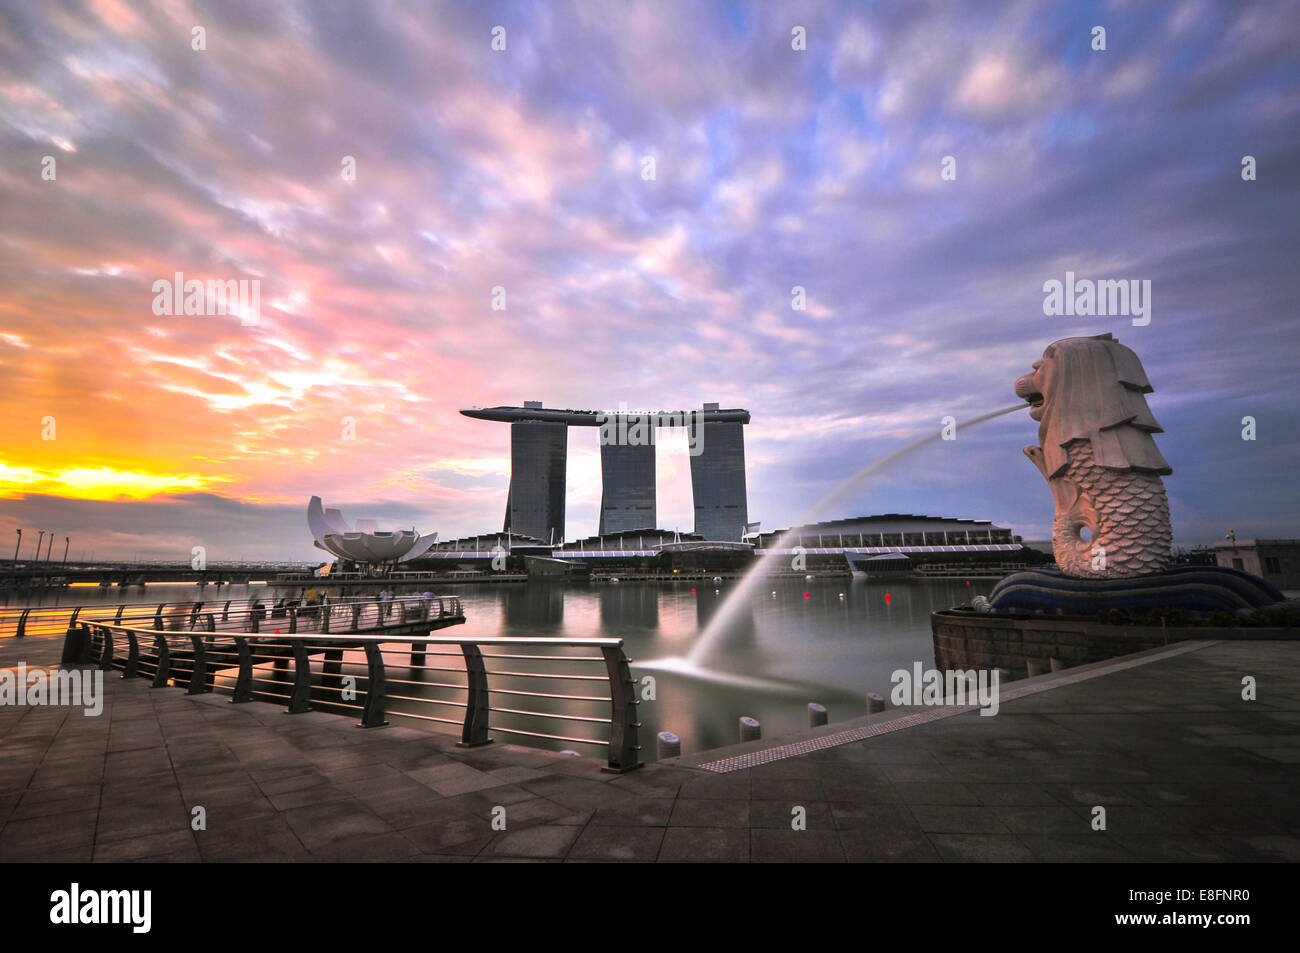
left=461, top=402, right=750, bottom=543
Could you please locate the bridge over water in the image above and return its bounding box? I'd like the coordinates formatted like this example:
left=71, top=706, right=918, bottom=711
left=1, top=560, right=313, bottom=590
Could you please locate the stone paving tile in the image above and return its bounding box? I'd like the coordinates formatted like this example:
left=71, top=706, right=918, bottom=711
left=829, top=801, right=919, bottom=831
left=890, top=781, right=981, bottom=805
left=279, top=799, right=394, bottom=850
left=92, top=829, right=197, bottom=862
left=676, top=773, right=750, bottom=799
left=838, top=827, right=940, bottom=862
left=401, top=816, right=495, bottom=855
left=568, top=825, right=664, bottom=861
left=658, top=827, right=749, bottom=862
left=589, top=798, right=673, bottom=827
left=928, top=834, right=1035, bottom=862
left=749, top=799, right=833, bottom=829
left=910, top=805, right=1011, bottom=835
left=407, top=761, right=505, bottom=796
left=669, top=797, right=750, bottom=828
left=481, top=824, right=579, bottom=859
left=752, top=829, right=845, bottom=862
left=310, top=831, right=422, bottom=862
left=1017, top=834, right=1135, bottom=861
left=750, top=776, right=825, bottom=801
left=193, top=816, right=309, bottom=861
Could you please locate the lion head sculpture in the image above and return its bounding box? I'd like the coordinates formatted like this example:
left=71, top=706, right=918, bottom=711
left=1014, top=333, right=1171, bottom=479
left=1014, top=334, right=1173, bottom=578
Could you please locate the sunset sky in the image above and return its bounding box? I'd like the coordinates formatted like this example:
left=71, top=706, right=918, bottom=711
left=1, top=0, right=1297, bottom=562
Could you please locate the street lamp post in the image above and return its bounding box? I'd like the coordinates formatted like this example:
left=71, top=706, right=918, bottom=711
left=36, top=530, right=45, bottom=561
left=45, top=532, right=56, bottom=562
left=12, top=528, right=20, bottom=563
left=62, top=537, right=70, bottom=565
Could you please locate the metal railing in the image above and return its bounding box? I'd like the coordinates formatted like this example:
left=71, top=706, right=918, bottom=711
left=53, top=595, right=462, bottom=666
left=0, top=593, right=463, bottom=641
left=76, top=624, right=641, bottom=773
left=85, top=594, right=464, bottom=634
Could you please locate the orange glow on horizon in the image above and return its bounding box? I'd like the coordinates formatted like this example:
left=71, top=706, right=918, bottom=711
left=0, top=459, right=226, bottom=500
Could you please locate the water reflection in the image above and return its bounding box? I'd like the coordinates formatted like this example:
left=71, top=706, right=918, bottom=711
left=14, top=576, right=995, bottom=761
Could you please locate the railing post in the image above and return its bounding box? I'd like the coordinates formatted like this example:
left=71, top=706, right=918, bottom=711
left=231, top=637, right=253, bottom=703
left=15, top=607, right=30, bottom=639
left=600, top=644, right=643, bottom=773
left=360, top=641, right=389, bottom=728
left=287, top=639, right=311, bottom=713
left=99, top=625, right=115, bottom=672
left=113, top=604, right=125, bottom=624
left=188, top=634, right=210, bottom=694
left=123, top=628, right=139, bottom=678
left=321, top=605, right=331, bottom=634
left=204, top=612, right=216, bottom=632
left=351, top=603, right=362, bottom=630
left=57, top=607, right=85, bottom=664
left=59, top=621, right=83, bottom=664
left=457, top=642, right=492, bottom=747
left=221, top=600, right=231, bottom=622
left=154, top=603, right=165, bottom=630
left=152, top=634, right=171, bottom=687
left=288, top=606, right=298, bottom=634
left=78, top=623, right=95, bottom=664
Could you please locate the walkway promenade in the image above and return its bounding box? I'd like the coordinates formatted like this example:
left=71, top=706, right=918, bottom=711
left=2, top=634, right=1298, bottom=862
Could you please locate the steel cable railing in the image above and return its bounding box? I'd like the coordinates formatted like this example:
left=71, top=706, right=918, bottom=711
left=4, top=592, right=466, bottom=641
left=78, top=621, right=641, bottom=773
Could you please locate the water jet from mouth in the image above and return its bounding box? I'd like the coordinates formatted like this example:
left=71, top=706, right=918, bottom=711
left=637, top=403, right=1027, bottom=686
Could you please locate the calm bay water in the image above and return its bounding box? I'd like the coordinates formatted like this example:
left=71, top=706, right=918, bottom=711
left=9, top=576, right=996, bottom=760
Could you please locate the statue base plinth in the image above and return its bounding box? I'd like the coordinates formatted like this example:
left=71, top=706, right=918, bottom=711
left=987, top=566, right=1284, bottom=615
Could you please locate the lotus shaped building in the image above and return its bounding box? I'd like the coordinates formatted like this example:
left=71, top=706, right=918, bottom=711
left=307, top=496, right=438, bottom=566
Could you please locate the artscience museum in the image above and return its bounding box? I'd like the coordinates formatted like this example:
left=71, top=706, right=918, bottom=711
left=306, top=496, right=438, bottom=568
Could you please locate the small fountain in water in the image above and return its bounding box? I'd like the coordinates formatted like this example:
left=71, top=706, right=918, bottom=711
left=637, top=403, right=1027, bottom=688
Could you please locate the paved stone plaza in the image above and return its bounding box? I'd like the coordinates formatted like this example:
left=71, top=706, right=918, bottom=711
left=1, top=635, right=1298, bottom=862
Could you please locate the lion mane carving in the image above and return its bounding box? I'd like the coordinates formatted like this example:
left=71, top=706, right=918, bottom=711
left=1014, top=333, right=1172, bottom=578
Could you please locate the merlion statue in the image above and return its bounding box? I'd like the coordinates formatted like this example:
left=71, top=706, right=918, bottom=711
left=985, top=334, right=1281, bottom=613
left=1014, top=333, right=1172, bottom=578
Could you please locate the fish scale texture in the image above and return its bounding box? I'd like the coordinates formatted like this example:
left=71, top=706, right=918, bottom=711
left=1053, top=439, right=1171, bottom=578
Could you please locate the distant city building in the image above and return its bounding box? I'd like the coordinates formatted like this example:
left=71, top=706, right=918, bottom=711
left=752, top=514, right=1019, bottom=550
left=461, top=401, right=751, bottom=541
left=751, top=514, right=1029, bottom=574
left=557, top=529, right=703, bottom=554
left=599, top=426, right=656, bottom=535
left=501, top=402, right=568, bottom=545
left=689, top=402, right=749, bottom=542
left=1214, top=538, right=1300, bottom=590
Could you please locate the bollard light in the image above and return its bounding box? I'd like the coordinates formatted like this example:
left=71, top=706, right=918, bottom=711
left=657, top=731, right=681, bottom=759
